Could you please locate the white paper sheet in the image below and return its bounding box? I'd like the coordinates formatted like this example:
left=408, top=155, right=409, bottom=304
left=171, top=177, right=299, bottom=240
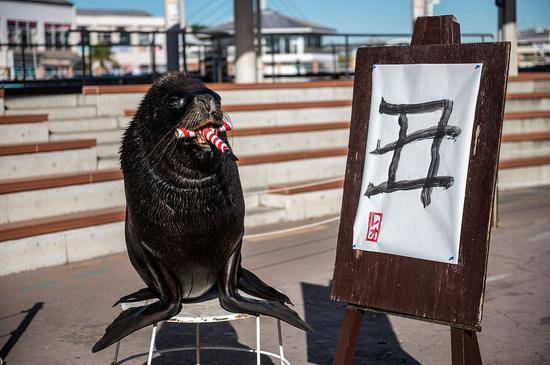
left=353, top=63, right=482, bottom=264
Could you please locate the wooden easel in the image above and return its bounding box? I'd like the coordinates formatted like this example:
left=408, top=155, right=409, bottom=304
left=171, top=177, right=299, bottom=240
left=330, top=15, right=510, bottom=365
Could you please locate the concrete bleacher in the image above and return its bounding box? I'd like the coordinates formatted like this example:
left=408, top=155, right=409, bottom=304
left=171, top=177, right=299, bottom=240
left=1, top=74, right=550, bottom=276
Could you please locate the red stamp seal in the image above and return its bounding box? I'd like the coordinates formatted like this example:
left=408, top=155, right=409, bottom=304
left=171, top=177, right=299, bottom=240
left=366, top=212, right=383, bottom=242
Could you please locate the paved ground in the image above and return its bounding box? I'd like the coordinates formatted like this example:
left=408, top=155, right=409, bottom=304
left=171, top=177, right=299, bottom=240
left=1, top=186, right=549, bottom=365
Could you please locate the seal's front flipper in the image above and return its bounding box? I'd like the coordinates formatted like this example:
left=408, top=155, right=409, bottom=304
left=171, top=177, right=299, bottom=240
left=219, top=246, right=312, bottom=332
left=112, top=287, right=159, bottom=307
left=238, top=266, right=292, bottom=305
left=93, top=262, right=181, bottom=353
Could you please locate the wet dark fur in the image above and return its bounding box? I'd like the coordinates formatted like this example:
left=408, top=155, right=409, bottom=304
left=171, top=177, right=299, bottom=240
left=92, top=72, right=310, bottom=353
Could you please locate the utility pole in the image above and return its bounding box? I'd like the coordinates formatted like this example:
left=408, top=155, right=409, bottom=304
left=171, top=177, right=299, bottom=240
left=255, top=0, right=263, bottom=82
left=496, top=0, right=518, bottom=75
left=234, top=0, right=256, bottom=83
left=165, top=0, right=180, bottom=72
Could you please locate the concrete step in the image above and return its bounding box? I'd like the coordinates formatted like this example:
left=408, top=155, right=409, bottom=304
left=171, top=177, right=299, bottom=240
left=259, top=178, right=344, bottom=221
left=5, top=105, right=97, bottom=120
left=244, top=205, right=288, bottom=228
left=0, top=140, right=98, bottom=179
left=5, top=94, right=80, bottom=109
left=507, top=74, right=550, bottom=93
left=217, top=82, right=353, bottom=105
left=498, top=155, right=550, bottom=190
left=0, top=208, right=126, bottom=276
left=48, top=116, right=118, bottom=133
left=505, top=92, right=550, bottom=113
left=232, top=122, right=350, bottom=155
left=503, top=111, right=550, bottom=134
left=0, top=114, right=49, bottom=144
left=50, top=128, right=123, bottom=144
left=500, top=132, right=550, bottom=159
left=0, top=169, right=123, bottom=224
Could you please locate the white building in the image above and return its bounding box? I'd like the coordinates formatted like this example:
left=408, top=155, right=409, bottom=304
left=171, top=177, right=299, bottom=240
left=75, top=9, right=167, bottom=75
left=517, top=27, right=550, bottom=70
left=204, top=8, right=337, bottom=78
left=0, top=0, right=76, bottom=79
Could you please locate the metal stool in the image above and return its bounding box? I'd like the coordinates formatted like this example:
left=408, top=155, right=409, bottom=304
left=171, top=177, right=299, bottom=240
left=112, top=297, right=290, bottom=365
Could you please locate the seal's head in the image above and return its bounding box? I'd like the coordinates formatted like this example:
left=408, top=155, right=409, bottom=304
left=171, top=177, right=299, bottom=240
left=124, top=72, right=234, bottom=177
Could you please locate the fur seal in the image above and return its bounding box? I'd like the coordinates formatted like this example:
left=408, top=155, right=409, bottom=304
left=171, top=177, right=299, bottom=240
left=92, top=72, right=311, bottom=353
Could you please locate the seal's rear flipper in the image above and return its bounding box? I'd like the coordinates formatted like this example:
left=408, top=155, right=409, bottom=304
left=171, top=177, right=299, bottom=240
left=219, top=246, right=312, bottom=332
left=238, top=267, right=292, bottom=305
left=93, top=297, right=182, bottom=353
left=112, top=287, right=159, bottom=307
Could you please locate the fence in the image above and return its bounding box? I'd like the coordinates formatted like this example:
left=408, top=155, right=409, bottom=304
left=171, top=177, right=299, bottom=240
left=0, top=29, right=493, bottom=94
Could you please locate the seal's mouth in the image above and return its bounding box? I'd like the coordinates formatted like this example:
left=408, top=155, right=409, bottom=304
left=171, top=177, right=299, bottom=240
left=175, top=118, right=238, bottom=161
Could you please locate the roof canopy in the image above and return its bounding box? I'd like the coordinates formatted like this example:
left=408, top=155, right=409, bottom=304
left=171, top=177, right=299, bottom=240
left=204, top=9, right=335, bottom=35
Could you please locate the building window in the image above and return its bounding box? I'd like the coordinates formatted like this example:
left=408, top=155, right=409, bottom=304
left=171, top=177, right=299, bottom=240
left=45, top=23, right=70, bottom=47
left=138, top=33, right=151, bottom=46
left=97, top=32, right=112, bottom=45
left=7, top=20, right=37, bottom=45
left=118, top=29, right=131, bottom=46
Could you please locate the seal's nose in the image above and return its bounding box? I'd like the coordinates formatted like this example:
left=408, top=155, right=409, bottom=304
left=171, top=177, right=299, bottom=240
left=195, top=94, right=214, bottom=112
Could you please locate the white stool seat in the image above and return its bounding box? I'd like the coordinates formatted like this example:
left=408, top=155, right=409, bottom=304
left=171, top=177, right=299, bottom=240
left=121, top=297, right=254, bottom=323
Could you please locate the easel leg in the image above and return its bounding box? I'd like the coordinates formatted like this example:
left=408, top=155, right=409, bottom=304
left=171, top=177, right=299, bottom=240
left=451, top=327, right=482, bottom=365
left=332, top=305, right=364, bottom=365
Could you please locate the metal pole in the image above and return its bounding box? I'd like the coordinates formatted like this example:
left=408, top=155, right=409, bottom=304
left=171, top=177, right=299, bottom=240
left=277, top=320, right=285, bottom=365
left=111, top=341, right=120, bottom=365
left=271, top=34, right=275, bottom=83
left=256, top=316, right=261, bottom=365
left=216, top=37, right=222, bottom=82
left=146, top=324, right=157, bottom=365
left=195, top=323, right=200, bottom=365
left=151, top=33, right=157, bottom=78
left=331, top=44, right=337, bottom=78
left=21, top=37, right=27, bottom=84
left=80, top=30, right=86, bottom=86
left=344, top=35, right=350, bottom=77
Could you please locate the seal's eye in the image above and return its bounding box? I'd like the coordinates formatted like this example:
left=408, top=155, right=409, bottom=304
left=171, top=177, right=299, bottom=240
left=168, top=96, right=188, bottom=112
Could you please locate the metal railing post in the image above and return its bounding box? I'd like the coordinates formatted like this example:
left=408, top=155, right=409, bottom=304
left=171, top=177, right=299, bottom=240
left=151, top=33, right=157, bottom=78
left=80, top=30, right=87, bottom=86
left=21, top=38, right=27, bottom=85
left=345, top=35, right=350, bottom=77
left=271, top=34, right=275, bottom=83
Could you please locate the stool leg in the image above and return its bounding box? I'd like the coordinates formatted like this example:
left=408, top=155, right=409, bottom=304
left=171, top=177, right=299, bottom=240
left=256, top=316, right=261, bottom=365
left=277, top=320, right=285, bottom=365
left=195, top=323, right=201, bottom=365
left=111, top=341, right=121, bottom=365
left=146, top=324, right=157, bottom=365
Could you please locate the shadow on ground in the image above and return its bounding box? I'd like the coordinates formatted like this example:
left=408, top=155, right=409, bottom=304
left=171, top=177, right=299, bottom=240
left=115, top=281, right=418, bottom=365
left=302, top=281, right=420, bottom=364
left=0, top=302, right=44, bottom=363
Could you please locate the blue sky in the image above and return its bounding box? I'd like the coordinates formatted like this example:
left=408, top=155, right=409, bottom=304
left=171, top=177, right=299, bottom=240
left=73, top=0, right=550, bottom=35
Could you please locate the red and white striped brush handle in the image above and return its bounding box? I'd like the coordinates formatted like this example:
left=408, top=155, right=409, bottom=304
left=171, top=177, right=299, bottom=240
left=199, top=128, right=229, bottom=153
left=175, top=120, right=232, bottom=139
left=174, top=119, right=238, bottom=160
